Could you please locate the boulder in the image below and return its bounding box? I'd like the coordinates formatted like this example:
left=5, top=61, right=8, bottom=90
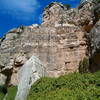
left=15, top=56, right=47, bottom=100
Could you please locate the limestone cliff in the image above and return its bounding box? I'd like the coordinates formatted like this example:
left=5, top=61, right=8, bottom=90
left=0, top=1, right=100, bottom=86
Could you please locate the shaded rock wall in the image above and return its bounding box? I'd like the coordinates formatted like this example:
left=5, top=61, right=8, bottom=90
left=88, top=20, right=100, bottom=72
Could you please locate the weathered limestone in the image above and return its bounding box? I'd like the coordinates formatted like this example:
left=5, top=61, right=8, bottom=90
left=0, top=1, right=99, bottom=86
left=0, top=2, right=87, bottom=85
left=0, top=74, right=7, bottom=85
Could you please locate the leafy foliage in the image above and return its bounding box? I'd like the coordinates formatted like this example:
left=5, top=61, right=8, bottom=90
left=0, top=72, right=99, bottom=100
left=27, top=71, right=100, bottom=100
left=0, top=86, right=17, bottom=100
left=6, top=86, right=17, bottom=100
left=0, top=93, right=5, bottom=100
left=0, top=85, right=7, bottom=94
left=0, top=85, right=7, bottom=100
left=79, top=58, right=89, bottom=73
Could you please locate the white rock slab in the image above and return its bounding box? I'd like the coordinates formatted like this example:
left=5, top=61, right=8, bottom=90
left=15, top=56, right=47, bottom=100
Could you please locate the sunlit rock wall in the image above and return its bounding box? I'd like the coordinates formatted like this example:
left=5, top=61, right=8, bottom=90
left=0, top=2, right=96, bottom=86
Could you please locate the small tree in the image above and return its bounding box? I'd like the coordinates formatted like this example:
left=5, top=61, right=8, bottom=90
left=79, top=58, right=89, bottom=73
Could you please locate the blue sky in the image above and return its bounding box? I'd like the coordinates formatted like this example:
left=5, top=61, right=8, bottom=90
left=0, top=0, right=80, bottom=38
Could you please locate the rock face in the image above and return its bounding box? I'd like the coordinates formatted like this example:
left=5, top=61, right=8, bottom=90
left=80, top=0, right=93, bottom=4
left=88, top=20, right=100, bottom=72
left=42, top=2, right=94, bottom=32
left=0, top=74, right=7, bottom=85
left=0, top=1, right=99, bottom=86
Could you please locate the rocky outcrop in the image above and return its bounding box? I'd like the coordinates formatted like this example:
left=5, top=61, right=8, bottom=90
left=80, top=0, right=93, bottom=4
left=42, top=2, right=94, bottom=32
left=88, top=20, right=100, bottom=72
left=0, top=25, right=87, bottom=85
left=0, top=1, right=99, bottom=86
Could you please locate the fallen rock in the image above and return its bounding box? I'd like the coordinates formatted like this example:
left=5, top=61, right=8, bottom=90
left=15, top=56, right=47, bottom=100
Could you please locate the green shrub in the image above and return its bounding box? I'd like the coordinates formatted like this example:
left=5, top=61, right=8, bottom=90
left=27, top=71, right=100, bottom=100
left=79, top=58, right=89, bottom=73
left=0, top=85, right=7, bottom=94
left=0, top=85, right=7, bottom=100
left=0, top=93, right=5, bottom=100
left=0, top=86, right=17, bottom=100
left=6, top=86, right=17, bottom=100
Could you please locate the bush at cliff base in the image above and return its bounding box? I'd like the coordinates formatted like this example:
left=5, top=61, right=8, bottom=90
left=0, top=93, right=5, bottom=100
left=0, top=86, right=17, bottom=100
left=27, top=71, right=100, bottom=100
left=0, top=72, right=100, bottom=100
left=5, top=86, right=17, bottom=100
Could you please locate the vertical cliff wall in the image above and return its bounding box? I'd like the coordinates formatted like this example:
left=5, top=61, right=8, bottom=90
left=0, top=2, right=99, bottom=86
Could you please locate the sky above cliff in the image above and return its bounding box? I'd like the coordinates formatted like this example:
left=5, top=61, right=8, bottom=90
left=0, top=0, right=80, bottom=38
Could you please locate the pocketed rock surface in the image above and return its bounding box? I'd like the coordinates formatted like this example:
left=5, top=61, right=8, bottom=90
left=0, top=1, right=99, bottom=85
